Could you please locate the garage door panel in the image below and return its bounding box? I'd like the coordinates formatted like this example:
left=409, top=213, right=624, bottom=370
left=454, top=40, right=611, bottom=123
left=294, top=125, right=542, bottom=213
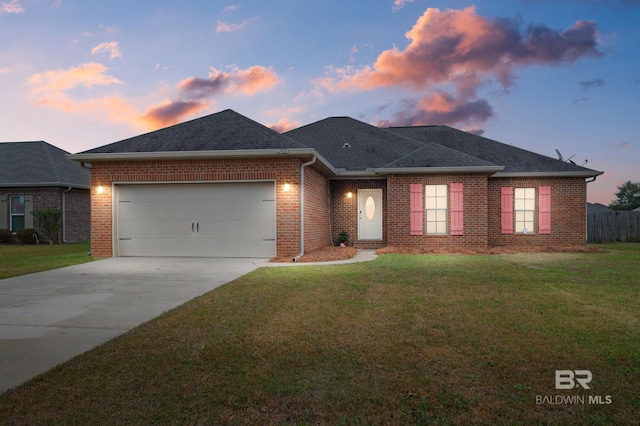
left=197, top=219, right=275, bottom=239
left=116, top=182, right=276, bottom=258
left=119, top=220, right=195, bottom=239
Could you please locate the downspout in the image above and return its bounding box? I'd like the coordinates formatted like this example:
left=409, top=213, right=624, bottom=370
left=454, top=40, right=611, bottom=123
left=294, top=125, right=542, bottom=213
left=585, top=176, right=597, bottom=242
left=293, top=156, right=317, bottom=262
left=62, top=187, right=72, bottom=243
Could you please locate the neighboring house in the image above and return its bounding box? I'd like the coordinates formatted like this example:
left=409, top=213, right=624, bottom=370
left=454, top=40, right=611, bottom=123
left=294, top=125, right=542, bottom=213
left=0, top=141, right=91, bottom=243
left=587, top=202, right=612, bottom=214
left=68, top=109, right=603, bottom=258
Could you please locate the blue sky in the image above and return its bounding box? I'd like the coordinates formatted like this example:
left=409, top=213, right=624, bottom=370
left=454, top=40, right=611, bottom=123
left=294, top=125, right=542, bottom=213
left=1, top=0, right=638, bottom=204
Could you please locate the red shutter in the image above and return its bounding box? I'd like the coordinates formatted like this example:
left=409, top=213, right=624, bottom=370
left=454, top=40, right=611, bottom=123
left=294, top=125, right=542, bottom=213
left=410, top=184, right=423, bottom=236
left=539, top=186, right=551, bottom=234
left=501, top=187, right=513, bottom=234
left=450, top=183, right=464, bottom=235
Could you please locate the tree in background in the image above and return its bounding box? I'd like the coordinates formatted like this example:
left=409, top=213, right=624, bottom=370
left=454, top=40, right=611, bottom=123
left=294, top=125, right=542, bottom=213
left=31, top=209, right=62, bottom=244
left=608, top=181, right=640, bottom=211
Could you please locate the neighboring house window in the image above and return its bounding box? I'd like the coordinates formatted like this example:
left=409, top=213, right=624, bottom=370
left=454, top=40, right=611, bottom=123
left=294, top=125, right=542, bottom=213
left=514, top=188, right=535, bottom=233
left=10, top=195, right=25, bottom=232
left=425, top=185, right=448, bottom=234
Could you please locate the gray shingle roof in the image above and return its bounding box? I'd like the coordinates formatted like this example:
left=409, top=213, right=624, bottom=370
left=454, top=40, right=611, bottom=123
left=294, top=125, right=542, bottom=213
left=0, top=141, right=90, bottom=188
left=79, top=109, right=306, bottom=154
left=284, top=117, right=496, bottom=171
left=387, top=125, right=602, bottom=176
left=71, top=109, right=603, bottom=177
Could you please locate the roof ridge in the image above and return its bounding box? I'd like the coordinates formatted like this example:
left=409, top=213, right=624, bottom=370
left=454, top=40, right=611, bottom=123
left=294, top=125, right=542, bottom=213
left=382, top=128, right=498, bottom=168
left=41, top=142, right=63, bottom=183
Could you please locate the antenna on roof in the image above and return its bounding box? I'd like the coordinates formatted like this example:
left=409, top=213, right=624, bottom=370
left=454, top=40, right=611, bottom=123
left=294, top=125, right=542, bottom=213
left=555, top=148, right=575, bottom=163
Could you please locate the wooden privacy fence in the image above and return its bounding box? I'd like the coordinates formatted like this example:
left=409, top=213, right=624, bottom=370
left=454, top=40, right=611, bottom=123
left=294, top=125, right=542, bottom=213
left=587, top=211, right=640, bottom=243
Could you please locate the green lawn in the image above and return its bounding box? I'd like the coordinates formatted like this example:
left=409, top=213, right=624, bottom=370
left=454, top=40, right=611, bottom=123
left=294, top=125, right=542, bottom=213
left=0, top=244, right=638, bottom=425
left=0, top=243, right=92, bottom=279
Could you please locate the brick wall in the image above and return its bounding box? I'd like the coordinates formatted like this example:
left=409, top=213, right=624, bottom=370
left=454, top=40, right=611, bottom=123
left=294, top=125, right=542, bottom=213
left=64, top=189, right=91, bottom=243
left=330, top=179, right=388, bottom=248
left=90, top=158, right=304, bottom=258
left=386, top=174, right=490, bottom=249
left=488, top=177, right=587, bottom=246
left=0, top=187, right=90, bottom=243
left=303, top=166, right=331, bottom=253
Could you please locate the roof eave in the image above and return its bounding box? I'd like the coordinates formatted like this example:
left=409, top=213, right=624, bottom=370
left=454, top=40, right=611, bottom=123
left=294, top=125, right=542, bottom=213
left=0, top=182, right=90, bottom=190
left=67, top=148, right=338, bottom=176
left=493, top=170, right=604, bottom=178
left=373, top=166, right=505, bottom=175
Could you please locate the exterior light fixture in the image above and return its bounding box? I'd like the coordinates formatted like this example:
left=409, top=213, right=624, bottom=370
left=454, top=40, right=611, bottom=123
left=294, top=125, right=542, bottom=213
left=346, top=191, right=353, bottom=199
left=283, top=183, right=291, bottom=192
left=97, top=185, right=105, bottom=195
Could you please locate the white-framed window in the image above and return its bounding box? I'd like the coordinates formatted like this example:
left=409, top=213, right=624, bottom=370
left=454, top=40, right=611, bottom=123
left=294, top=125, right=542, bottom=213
left=514, top=188, right=535, bottom=233
left=425, top=184, right=447, bottom=234
left=10, top=195, right=25, bottom=232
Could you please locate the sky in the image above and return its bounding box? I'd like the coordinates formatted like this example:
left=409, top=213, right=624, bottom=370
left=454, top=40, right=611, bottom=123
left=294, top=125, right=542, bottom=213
left=1, top=0, right=638, bottom=205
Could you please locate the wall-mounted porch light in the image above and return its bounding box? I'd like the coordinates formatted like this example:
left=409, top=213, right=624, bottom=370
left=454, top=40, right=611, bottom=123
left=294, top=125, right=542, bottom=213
left=283, top=183, right=291, bottom=192
left=97, top=185, right=105, bottom=195
left=346, top=191, right=353, bottom=199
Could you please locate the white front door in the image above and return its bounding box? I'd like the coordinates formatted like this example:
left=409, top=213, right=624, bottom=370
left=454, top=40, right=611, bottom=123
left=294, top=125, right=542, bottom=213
left=358, top=188, right=383, bottom=240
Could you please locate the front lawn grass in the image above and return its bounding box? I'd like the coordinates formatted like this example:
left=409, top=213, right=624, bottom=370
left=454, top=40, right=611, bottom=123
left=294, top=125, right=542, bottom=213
left=0, top=243, right=92, bottom=279
left=0, top=244, right=638, bottom=424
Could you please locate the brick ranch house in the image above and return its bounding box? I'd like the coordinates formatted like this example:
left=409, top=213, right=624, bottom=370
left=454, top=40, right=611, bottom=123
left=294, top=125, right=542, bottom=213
left=68, top=109, right=603, bottom=259
left=1, top=141, right=90, bottom=243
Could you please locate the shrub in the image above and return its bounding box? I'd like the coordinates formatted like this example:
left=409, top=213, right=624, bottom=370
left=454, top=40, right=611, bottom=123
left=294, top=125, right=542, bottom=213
left=0, top=228, right=15, bottom=244
left=15, top=228, right=41, bottom=245
left=32, top=209, right=62, bottom=244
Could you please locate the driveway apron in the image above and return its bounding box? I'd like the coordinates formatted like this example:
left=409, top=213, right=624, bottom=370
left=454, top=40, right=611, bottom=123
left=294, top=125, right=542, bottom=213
left=0, top=257, right=264, bottom=394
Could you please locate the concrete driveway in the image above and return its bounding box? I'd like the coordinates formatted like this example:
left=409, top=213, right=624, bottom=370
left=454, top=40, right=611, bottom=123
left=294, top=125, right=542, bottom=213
left=0, top=257, right=266, bottom=394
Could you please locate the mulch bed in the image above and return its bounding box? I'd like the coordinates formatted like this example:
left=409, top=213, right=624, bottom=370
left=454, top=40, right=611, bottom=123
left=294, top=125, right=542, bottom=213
left=377, top=244, right=606, bottom=255
left=270, top=244, right=605, bottom=263
left=270, top=246, right=358, bottom=262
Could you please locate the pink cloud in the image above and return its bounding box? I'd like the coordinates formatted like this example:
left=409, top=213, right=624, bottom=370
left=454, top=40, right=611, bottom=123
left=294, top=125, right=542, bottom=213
left=376, top=91, right=494, bottom=130
left=176, top=65, right=280, bottom=98
left=91, top=41, right=123, bottom=60
left=1, top=0, right=23, bottom=14
left=317, top=6, right=602, bottom=131
left=321, top=7, right=601, bottom=92
left=138, top=100, right=209, bottom=129
left=268, top=118, right=301, bottom=133
left=28, top=62, right=121, bottom=94
left=216, top=18, right=258, bottom=33
left=28, top=62, right=281, bottom=131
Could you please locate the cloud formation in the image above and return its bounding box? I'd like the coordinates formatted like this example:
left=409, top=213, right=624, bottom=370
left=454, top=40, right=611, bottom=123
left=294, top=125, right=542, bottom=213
left=27, top=62, right=282, bottom=130
left=91, top=41, right=123, bottom=60
left=268, top=117, right=301, bottom=133
left=393, top=0, right=416, bottom=11
left=27, top=63, right=140, bottom=124
left=376, top=92, right=494, bottom=132
left=318, top=6, right=602, bottom=130
left=138, top=100, right=208, bottom=129
left=1, top=0, right=23, bottom=13
left=28, top=62, right=121, bottom=94
left=216, top=18, right=258, bottom=33
left=136, top=65, right=281, bottom=128
left=579, top=78, right=605, bottom=90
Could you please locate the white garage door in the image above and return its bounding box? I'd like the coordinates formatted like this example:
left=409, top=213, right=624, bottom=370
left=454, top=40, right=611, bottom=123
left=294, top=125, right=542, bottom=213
left=115, top=182, right=276, bottom=257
